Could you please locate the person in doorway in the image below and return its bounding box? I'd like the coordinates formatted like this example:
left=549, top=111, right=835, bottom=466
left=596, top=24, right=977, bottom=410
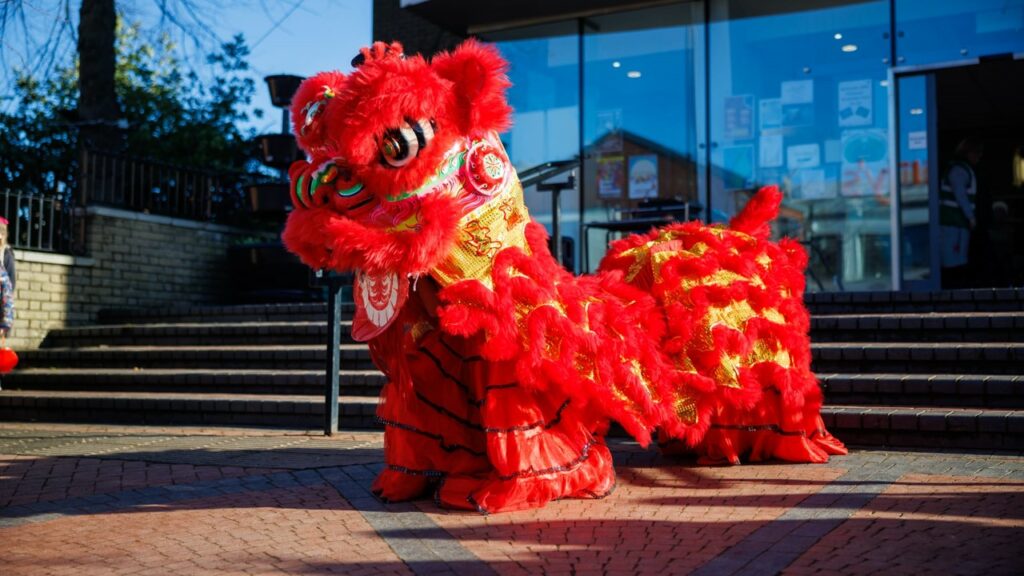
left=940, top=137, right=982, bottom=288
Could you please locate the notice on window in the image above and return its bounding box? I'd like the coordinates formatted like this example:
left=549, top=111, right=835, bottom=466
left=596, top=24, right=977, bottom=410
left=597, top=156, right=625, bottom=199
left=841, top=129, right=889, bottom=197
left=838, top=79, right=873, bottom=127
left=908, top=131, right=928, bottom=150
left=787, top=143, right=821, bottom=170
left=781, top=80, right=814, bottom=105
left=825, top=139, right=843, bottom=164
left=759, top=98, right=782, bottom=131
left=596, top=109, right=623, bottom=154
left=724, top=95, right=754, bottom=140
left=797, top=168, right=832, bottom=200
left=628, top=155, right=658, bottom=200
left=759, top=134, right=784, bottom=168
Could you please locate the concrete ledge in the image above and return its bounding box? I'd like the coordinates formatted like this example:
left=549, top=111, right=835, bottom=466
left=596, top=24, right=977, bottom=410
left=83, top=205, right=265, bottom=236
left=15, top=249, right=96, bottom=268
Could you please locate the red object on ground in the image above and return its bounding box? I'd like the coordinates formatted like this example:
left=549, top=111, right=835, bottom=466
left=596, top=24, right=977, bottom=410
left=0, top=347, right=18, bottom=373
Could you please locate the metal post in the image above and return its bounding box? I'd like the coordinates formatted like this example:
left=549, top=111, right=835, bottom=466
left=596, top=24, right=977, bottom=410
left=324, top=273, right=341, bottom=435
left=538, top=171, right=575, bottom=269
left=552, top=185, right=562, bottom=266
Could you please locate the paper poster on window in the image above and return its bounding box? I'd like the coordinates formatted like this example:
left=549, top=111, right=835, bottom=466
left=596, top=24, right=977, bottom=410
left=759, top=134, right=783, bottom=168
left=723, top=145, right=754, bottom=191
left=787, top=143, right=821, bottom=170
left=841, top=129, right=889, bottom=197
left=597, top=155, right=625, bottom=199
left=824, top=139, right=843, bottom=164
left=838, top=79, right=873, bottom=127
left=796, top=168, right=832, bottom=200
left=780, top=80, right=815, bottom=127
left=783, top=103, right=815, bottom=128
left=759, top=98, right=782, bottom=131
left=781, top=80, right=814, bottom=104
left=628, top=155, right=658, bottom=200
left=724, top=95, right=754, bottom=140
left=596, top=109, right=623, bottom=153
left=908, top=131, right=928, bottom=150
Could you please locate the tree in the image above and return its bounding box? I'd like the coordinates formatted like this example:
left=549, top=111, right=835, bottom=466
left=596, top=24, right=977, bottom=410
left=0, top=17, right=262, bottom=197
left=78, top=0, right=122, bottom=152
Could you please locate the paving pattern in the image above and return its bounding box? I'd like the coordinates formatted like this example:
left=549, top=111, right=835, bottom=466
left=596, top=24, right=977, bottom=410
left=1, top=423, right=1022, bottom=575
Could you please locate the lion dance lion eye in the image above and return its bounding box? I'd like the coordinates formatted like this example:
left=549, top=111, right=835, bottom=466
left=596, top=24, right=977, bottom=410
left=379, top=117, right=435, bottom=168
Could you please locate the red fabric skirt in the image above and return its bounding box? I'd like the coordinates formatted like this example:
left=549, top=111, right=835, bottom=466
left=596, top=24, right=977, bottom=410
left=372, top=329, right=616, bottom=514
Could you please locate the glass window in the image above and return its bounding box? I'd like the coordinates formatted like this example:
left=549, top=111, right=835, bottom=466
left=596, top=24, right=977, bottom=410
left=487, top=21, right=581, bottom=265
left=896, top=0, right=1024, bottom=66
left=580, top=3, right=703, bottom=272
left=896, top=74, right=934, bottom=287
left=708, top=0, right=892, bottom=292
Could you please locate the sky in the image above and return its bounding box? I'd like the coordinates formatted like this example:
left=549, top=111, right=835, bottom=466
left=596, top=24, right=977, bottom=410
left=191, top=0, right=372, bottom=134
left=1, top=0, right=372, bottom=134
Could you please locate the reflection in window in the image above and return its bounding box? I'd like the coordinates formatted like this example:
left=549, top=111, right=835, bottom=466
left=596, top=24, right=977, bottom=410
left=708, top=0, right=891, bottom=291
left=487, top=22, right=581, bottom=266
left=581, top=3, right=702, bottom=271
left=896, top=0, right=1024, bottom=66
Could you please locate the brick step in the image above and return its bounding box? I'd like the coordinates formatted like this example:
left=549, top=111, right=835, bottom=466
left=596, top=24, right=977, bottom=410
left=4, top=391, right=1018, bottom=450
left=821, top=373, right=1024, bottom=409
left=811, top=342, right=1024, bottom=374
left=41, top=321, right=354, bottom=348
left=0, top=390, right=380, bottom=428
left=1, top=368, right=386, bottom=396
left=810, top=312, right=1024, bottom=342
left=17, top=345, right=376, bottom=371
left=805, top=288, right=1024, bottom=314
left=821, top=405, right=1024, bottom=451
left=97, top=302, right=355, bottom=325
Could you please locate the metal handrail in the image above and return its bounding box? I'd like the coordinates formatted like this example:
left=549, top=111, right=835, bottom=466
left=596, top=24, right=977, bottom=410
left=79, top=148, right=275, bottom=224
left=0, top=190, right=80, bottom=254
left=519, top=159, right=580, bottom=189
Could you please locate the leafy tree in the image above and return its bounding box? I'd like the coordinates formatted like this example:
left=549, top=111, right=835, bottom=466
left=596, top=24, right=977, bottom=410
left=0, top=18, right=262, bottom=197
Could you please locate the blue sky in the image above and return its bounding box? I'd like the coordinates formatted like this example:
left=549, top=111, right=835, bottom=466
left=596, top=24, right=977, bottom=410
left=1, top=0, right=372, bottom=134
left=153, top=0, right=373, bottom=134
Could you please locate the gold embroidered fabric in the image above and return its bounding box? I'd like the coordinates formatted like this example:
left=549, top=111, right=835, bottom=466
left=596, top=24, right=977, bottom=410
left=430, top=182, right=530, bottom=289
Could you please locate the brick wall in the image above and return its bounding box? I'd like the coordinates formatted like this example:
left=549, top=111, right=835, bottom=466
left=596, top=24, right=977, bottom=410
left=9, top=206, right=273, bottom=350
left=7, top=251, right=90, bottom=351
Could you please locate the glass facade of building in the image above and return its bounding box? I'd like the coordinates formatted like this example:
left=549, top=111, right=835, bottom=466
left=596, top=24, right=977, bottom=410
left=483, top=0, right=1024, bottom=291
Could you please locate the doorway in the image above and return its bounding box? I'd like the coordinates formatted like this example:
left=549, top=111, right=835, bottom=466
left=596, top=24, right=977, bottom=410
left=897, top=57, right=1024, bottom=289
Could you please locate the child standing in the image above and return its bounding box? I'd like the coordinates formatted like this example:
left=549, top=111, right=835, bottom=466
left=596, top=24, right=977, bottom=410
left=0, top=218, right=15, bottom=388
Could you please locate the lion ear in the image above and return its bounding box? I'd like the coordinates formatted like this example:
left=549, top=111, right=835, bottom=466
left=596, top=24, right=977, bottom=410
left=431, top=39, right=512, bottom=136
left=290, top=71, right=347, bottom=157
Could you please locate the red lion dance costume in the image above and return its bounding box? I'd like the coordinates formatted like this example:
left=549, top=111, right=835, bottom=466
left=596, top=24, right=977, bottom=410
left=283, top=40, right=845, bottom=514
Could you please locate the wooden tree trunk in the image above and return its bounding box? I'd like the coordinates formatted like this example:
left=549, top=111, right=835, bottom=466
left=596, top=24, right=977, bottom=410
left=78, top=0, right=122, bottom=152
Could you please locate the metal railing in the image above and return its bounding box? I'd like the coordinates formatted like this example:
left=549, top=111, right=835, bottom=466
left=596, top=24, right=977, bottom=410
left=79, top=148, right=267, bottom=224
left=0, top=190, right=81, bottom=254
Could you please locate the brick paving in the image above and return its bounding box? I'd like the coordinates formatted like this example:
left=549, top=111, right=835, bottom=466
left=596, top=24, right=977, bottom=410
left=0, top=424, right=1022, bottom=575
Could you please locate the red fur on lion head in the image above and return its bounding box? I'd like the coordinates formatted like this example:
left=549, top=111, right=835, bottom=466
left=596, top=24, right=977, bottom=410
left=282, top=39, right=512, bottom=277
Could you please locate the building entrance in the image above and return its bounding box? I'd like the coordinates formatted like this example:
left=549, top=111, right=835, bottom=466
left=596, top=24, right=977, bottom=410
left=897, top=57, right=1024, bottom=290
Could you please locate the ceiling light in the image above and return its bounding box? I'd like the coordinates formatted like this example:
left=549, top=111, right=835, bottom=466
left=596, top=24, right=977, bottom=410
left=612, top=61, right=621, bottom=68
left=834, top=33, right=843, bottom=40
left=909, top=108, right=923, bottom=115
left=879, top=80, right=889, bottom=87
left=841, top=44, right=858, bottom=53
left=627, top=70, right=642, bottom=79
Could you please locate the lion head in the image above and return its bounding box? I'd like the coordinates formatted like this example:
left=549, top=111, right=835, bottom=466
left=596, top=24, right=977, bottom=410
left=281, top=40, right=526, bottom=340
